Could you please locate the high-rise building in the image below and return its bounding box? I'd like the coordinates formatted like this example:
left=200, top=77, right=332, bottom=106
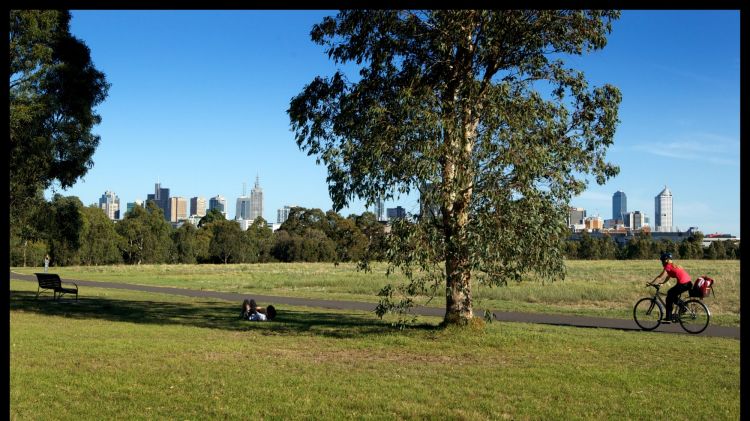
left=250, top=175, right=263, bottom=220
left=99, top=191, right=120, bottom=220
left=169, top=197, right=188, bottom=222
left=236, top=196, right=251, bottom=220
left=387, top=206, right=406, bottom=221
left=146, top=182, right=170, bottom=220
left=277, top=205, right=292, bottom=224
left=375, top=196, right=385, bottom=222
left=654, top=186, right=673, bottom=232
left=190, top=196, right=207, bottom=217
left=624, top=210, right=648, bottom=230
left=126, top=200, right=143, bottom=216
left=209, top=195, right=227, bottom=218
left=612, top=190, right=627, bottom=221
left=568, top=207, right=586, bottom=227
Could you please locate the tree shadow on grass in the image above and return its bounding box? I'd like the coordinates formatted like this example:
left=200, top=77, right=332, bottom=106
left=10, top=290, right=439, bottom=338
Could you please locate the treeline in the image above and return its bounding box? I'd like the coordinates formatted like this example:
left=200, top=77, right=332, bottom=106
left=564, top=231, right=740, bottom=260
left=10, top=194, right=388, bottom=267
left=10, top=194, right=739, bottom=268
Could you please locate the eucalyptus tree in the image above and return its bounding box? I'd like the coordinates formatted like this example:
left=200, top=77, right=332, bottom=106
left=79, top=205, right=123, bottom=265
left=289, top=10, right=622, bottom=325
left=10, top=10, right=109, bottom=226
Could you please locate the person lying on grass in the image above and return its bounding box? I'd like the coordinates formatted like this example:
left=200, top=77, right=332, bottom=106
left=240, top=299, right=276, bottom=321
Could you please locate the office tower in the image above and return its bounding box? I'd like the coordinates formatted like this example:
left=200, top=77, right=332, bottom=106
left=250, top=175, right=263, bottom=220
left=386, top=206, right=406, bottom=221
left=375, top=196, right=385, bottom=222
left=99, top=190, right=120, bottom=220
left=126, top=200, right=143, bottom=216
left=209, top=195, right=227, bottom=218
left=277, top=205, right=292, bottom=224
left=568, top=207, right=586, bottom=227
left=654, top=186, right=673, bottom=232
left=190, top=196, right=207, bottom=217
left=146, top=182, right=170, bottom=220
left=612, top=191, right=627, bottom=221
left=236, top=196, right=251, bottom=220
left=169, top=197, right=188, bottom=222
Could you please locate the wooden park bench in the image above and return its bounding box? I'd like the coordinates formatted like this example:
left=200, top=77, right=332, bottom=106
left=34, top=273, right=78, bottom=301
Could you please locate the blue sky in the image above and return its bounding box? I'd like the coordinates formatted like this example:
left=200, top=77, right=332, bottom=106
left=49, top=10, right=740, bottom=236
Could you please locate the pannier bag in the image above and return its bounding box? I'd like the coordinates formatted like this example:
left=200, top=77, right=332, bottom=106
left=689, top=275, right=715, bottom=298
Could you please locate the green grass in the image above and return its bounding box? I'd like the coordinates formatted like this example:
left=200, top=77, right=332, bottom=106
left=11, top=259, right=740, bottom=326
left=10, top=280, right=740, bottom=420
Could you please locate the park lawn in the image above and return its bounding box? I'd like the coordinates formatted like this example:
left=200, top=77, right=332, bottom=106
left=11, top=259, right=740, bottom=327
left=10, top=280, right=740, bottom=420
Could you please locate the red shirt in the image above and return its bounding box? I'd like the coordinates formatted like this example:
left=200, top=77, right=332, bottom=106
left=664, top=262, right=691, bottom=284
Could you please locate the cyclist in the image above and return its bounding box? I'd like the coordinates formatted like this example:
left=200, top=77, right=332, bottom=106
left=651, top=251, right=693, bottom=323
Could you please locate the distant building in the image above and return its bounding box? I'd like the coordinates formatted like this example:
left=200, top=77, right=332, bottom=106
left=146, top=182, right=170, bottom=221
left=236, top=195, right=251, bottom=220
left=209, top=195, right=227, bottom=218
left=190, top=196, right=206, bottom=217
left=612, top=190, right=627, bottom=221
left=654, top=186, right=673, bottom=232
left=169, top=197, right=188, bottom=222
left=568, top=207, right=586, bottom=227
left=277, top=205, right=292, bottom=224
left=99, top=190, right=120, bottom=220
left=375, top=196, right=386, bottom=222
left=584, top=216, right=603, bottom=231
left=387, top=206, right=406, bottom=221
left=126, top=200, right=143, bottom=216
left=250, top=176, right=263, bottom=220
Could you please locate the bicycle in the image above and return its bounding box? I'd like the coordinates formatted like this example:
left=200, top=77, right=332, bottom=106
left=633, top=282, right=711, bottom=334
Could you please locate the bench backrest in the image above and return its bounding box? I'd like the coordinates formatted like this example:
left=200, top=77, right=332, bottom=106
left=35, top=273, right=62, bottom=289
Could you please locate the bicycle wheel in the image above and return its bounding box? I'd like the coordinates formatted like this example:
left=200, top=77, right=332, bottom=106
left=633, top=297, right=662, bottom=331
left=678, top=299, right=710, bottom=334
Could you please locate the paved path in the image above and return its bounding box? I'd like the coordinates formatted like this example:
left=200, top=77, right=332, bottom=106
left=10, top=271, right=739, bottom=339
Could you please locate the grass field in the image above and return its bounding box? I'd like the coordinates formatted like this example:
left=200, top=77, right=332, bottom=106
left=11, top=259, right=740, bottom=326
left=10, top=260, right=742, bottom=419
left=9, top=278, right=741, bottom=420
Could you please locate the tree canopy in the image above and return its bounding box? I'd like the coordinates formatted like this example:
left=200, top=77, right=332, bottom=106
left=289, top=10, right=622, bottom=325
left=9, top=10, right=110, bottom=225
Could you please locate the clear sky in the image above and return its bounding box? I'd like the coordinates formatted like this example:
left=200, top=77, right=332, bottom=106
left=49, top=10, right=740, bottom=236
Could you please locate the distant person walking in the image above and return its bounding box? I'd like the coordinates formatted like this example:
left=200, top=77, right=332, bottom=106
left=44, top=254, right=50, bottom=273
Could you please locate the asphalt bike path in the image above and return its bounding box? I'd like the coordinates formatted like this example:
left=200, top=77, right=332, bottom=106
left=10, top=271, right=739, bottom=339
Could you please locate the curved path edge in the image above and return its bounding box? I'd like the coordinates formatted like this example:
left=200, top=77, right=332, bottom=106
left=10, top=271, right=739, bottom=339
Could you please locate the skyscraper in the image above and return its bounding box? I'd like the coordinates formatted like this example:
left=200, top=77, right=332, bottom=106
left=277, top=205, right=292, bottom=224
left=236, top=195, right=251, bottom=220
left=612, top=190, right=627, bottom=221
left=250, top=175, right=263, bottom=220
left=146, top=182, right=170, bottom=220
left=209, top=195, right=227, bottom=219
left=99, top=190, right=120, bottom=220
left=190, top=196, right=206, bottom=217
left=375, top=196, right=385, bottom=222
left=169, top=197, right=188, bottom=222
left=654, top=186, right=673, bottom=232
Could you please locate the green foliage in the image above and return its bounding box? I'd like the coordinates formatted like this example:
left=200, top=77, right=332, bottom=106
left=9, top=10, right=110, bottom=227
left=207, top=219, right=245, bottom=264
left=46, top=194, right=85, bottom=266
left=79, top=206, right=123, bottom=265
left=289, top=10, right=622, bottom=324
left=116, top=202, right=173, bottom=264
left=197, top=208, right=225, bottom=228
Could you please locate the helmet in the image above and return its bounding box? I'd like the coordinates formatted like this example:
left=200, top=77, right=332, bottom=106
left=660, top=252, right=672, bottom=265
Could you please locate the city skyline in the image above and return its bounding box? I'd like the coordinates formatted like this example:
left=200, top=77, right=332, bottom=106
left=42, top=10, right=740, bottom=236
